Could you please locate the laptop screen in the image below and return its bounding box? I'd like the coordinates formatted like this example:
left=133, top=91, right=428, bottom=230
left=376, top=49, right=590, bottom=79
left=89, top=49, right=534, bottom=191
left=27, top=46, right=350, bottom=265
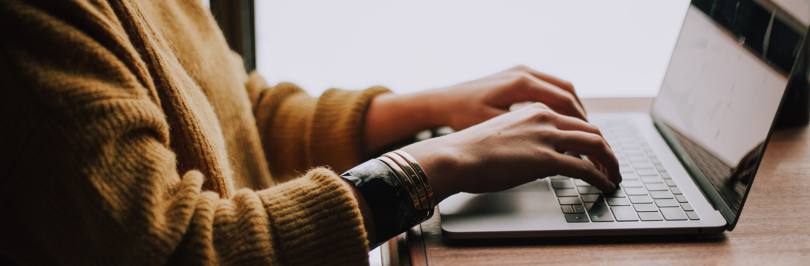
left=650, top=0, right=808, bottom=229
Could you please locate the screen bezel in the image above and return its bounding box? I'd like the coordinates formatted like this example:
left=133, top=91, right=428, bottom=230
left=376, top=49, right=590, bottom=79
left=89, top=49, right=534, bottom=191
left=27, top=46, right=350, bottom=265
left=649, top=2, right=809, bottom=230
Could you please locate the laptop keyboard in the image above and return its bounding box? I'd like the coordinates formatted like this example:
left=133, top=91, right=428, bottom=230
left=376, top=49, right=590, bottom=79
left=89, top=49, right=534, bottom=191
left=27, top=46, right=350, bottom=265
left=554, top=120, right=700, bottom=223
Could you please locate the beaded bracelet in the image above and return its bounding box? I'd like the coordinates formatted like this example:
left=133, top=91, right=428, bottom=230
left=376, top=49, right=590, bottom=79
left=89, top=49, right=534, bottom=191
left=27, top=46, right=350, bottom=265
left=340, top=150, right=435, bottom=246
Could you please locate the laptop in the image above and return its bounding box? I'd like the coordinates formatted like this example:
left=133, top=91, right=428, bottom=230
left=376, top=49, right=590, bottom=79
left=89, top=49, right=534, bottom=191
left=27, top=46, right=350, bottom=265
left=440, top=0, right=810, bottom=239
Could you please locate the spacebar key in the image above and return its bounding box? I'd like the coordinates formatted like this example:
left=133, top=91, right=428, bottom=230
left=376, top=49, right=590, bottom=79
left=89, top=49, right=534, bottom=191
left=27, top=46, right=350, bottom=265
left=588, top=202, right=615, bottom=222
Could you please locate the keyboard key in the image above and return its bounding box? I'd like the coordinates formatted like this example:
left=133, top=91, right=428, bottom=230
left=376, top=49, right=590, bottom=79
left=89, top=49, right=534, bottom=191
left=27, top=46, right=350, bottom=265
left=606, top=189, right=627, bottom=198
left=622, top=173, right=640, bottom=180
left=626, top=151, right=645, bottom=156
left=660, top=208, right=688, bottom=220
left=611, top=206, right=640, bottom=221
left=629, top=195, right=654, bottom=204
left=666, top=179, right=678, bottom=187
left=561, top=205, right=574, bottom=214
left=581, top=194, right=601, bottom=203
left=621, top=180, right=644, bottom=188
left=574, top=179, right=592, bottom=187
left=573, top=205, right=587, bottom=214
left=640, top=147, right=651, bottom=152
left=681, top=203, right=694, bottom=211
left=655, top=199, right=680, bottom=207
left=629, top=157, right=648, bottom=163
left=578, top=187, right=601, bottom=194
left=628, top=155, right=647, bottom=161
left=675, top=195, right=688, bottom=203
left=565, top=213, right=590, bottom=223
left=559, top=197, right=583, bottom=205
left=660, top=172, right=672, bottom=178
left=633, top=204, right=659, bottom=212
left=555, top=189, right=579, bottom=197
left=646, top=184, right=669, bottom=191
left=638, top=211, right=664, bottom=221
left=552, top=180, right=574, bottom=189
left=641, top=176, right=664, bottom=183
left=587, top=202, right=615, bottom=222
left=656, top=165, right=667, bottom=171
left=550, top=175, right=569, bottom=180
left=637, top=169, right=659, bottom=176
left=670, top=187, right=683, bottom=194
left=685, top=211, right=700, bottom=220
left=633, top=163, right=654, bottom=169
left=620, top=168, right=635, bottom=174
left=624, top=188, right=648, bottom=195
left=607, top=198, right=631, bottom=206
left=650, top=191, right=674, bottom=199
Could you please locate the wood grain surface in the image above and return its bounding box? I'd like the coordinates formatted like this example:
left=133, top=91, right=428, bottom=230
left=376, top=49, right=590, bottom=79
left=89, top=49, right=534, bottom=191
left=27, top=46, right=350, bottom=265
left=383, top=98, right=810, bottom=265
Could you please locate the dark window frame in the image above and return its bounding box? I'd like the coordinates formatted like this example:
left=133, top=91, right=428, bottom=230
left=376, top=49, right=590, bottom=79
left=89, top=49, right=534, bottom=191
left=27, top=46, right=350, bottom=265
left=210, top=0, right=256, bottom=72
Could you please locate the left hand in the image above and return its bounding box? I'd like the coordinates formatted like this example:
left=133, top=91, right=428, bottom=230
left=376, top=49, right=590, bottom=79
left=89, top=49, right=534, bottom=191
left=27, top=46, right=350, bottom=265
left=430, top=65, right=586, bottom=131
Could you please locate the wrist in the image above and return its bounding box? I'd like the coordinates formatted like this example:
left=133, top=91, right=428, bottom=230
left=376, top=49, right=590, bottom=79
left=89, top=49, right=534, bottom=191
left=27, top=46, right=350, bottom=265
left=400, top=137, right=463, bottom=203
left=363, top=92, right=444, bottom=156
left=415, top=88, right=451, bottom=128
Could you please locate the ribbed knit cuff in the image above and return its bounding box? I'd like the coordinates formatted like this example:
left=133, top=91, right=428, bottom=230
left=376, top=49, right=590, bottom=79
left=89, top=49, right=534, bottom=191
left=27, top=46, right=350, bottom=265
left=258, top=168, right=369, bottom=266
left=310, top=87, right=392, bottom=173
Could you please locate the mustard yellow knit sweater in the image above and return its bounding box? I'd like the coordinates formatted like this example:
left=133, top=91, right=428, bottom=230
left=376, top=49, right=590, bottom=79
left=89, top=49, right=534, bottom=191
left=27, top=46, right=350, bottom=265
left=0, top=0, right=390, bottom=265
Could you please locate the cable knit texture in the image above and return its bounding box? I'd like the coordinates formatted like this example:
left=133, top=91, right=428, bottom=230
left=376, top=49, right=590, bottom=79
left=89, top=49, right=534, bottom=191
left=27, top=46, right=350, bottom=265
left=0, top=0, right=390, bottom=265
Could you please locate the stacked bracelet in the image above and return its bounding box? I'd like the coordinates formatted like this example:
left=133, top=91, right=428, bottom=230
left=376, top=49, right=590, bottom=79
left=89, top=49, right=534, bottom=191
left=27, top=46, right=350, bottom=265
left=340, top=150, right=435, bottom=246
left=381, top=150, right=435, bottom=222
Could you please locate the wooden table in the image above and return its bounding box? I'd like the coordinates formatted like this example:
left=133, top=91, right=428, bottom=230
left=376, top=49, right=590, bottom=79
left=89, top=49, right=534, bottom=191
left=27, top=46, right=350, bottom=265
left=382, top=98, right=810, bottom=265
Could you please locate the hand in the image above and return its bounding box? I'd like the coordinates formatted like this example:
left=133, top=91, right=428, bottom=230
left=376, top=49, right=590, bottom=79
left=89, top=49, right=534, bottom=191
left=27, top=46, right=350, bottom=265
left=363, top=65, right=585, bottom=156
left=431, top=65, right=587, bottom=131
left=401, top=103, right=621, bottom=202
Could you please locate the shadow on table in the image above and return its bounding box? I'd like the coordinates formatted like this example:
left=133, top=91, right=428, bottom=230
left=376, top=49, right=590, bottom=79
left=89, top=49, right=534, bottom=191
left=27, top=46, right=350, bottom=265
left=438, top=233, right=727, bottom=247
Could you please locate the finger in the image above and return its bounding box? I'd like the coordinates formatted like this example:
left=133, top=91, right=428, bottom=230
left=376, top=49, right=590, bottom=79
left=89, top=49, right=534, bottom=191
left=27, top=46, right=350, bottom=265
left=551, top=152, right=617, bottom=193
left=509, top=101, right=537, bottom=112
left=520, top=75, right=588, bottom=121
left=516, top=66, right=584, bottom=112
left=530, top=110, right=601, bottom=137
left=553, top=131, right=621, bottom=185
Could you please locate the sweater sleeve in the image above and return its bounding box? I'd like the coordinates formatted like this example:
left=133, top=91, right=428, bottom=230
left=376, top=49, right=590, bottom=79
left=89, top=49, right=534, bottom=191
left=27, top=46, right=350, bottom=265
left=0, top=1, right=369, bottom=265
left=246, top=72, right=391, bottom=183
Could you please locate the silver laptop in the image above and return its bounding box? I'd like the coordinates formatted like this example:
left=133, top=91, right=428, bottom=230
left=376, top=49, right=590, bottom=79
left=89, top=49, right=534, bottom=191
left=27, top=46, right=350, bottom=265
left=440, top=0, right=810, bottom=238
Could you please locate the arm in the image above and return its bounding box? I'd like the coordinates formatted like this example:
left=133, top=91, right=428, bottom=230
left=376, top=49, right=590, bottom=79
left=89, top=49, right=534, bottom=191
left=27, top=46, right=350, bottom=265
left=0, top=2, right=370, bottom=264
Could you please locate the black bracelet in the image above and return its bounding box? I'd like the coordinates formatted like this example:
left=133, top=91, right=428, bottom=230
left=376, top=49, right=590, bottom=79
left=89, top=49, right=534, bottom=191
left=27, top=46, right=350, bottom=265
left=341, top=159, right=420, bottom=247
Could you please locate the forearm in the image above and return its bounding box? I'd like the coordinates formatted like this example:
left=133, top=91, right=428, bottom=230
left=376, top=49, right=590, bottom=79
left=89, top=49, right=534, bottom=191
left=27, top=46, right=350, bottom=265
left=363, top=91, right=445, bottom=156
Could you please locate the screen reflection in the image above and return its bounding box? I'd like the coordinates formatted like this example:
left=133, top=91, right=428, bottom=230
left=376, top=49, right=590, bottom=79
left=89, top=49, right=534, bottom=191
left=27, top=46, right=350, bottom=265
left=652, top=0, right=807, bottom=217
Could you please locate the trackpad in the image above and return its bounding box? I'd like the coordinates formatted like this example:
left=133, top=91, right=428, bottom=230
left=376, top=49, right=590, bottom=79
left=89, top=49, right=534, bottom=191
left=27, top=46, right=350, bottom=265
left=440, top=180, right=549, bottom=216
left=503, top=178, right=549, bottom=192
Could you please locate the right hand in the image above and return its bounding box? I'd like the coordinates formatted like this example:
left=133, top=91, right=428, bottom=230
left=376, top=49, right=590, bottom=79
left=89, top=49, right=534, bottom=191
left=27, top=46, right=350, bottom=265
left=401, top=103, right=621, bottom=202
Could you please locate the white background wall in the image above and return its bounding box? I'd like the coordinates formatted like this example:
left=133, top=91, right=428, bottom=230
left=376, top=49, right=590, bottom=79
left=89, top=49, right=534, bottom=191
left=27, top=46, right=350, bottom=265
left=255, top=0, right=691, bottom=98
